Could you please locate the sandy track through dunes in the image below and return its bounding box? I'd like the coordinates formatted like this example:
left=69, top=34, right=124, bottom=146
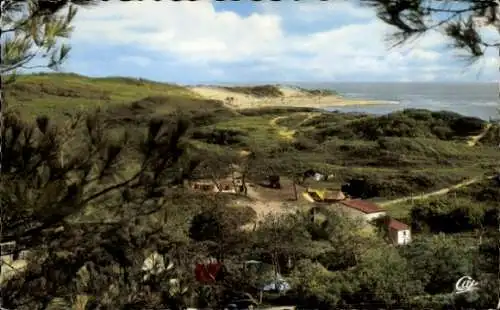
left=379, top=175, right=496, bottom=207
left=467, top=123, right=492, bottom=146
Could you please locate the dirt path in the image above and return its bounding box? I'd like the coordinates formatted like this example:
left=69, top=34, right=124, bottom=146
left=379, top=175, right=495, bottom=207
left=379, top=122, right=496, bottom=207
left=296, top=112, right=321, bottom=127
left=467, top=123, right=492, bottom=147
left=268, top=112, right=322, bottom=141
left=269, top=115, right=296, bottom=141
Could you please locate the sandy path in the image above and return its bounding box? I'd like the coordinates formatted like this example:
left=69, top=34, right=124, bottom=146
left=467, top=123, right=492, bottom=147
left=269, top=115, right=296, bottom=140
left=268, top=112, right=322, bottom=141
left=296, top=112, right=321, bottom=127
left=189, top=86, right=388, bottom=110
left=379, top=175, right=495, bottom=207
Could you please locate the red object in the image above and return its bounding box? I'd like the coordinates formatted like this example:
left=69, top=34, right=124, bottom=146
left=340, top=199, right=383, bottom=214
left=195, top=263, right=223, bottom=283
left=388, top=218, right=409, bottom=230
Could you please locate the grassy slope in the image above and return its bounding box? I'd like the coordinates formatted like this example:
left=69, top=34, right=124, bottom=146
left=5, top=73, right=201, bottom=119
left=6, top=74, right=500, bottom=221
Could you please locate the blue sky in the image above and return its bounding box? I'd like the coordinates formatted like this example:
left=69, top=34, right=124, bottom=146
left=60, top=0, right=499, bottom=84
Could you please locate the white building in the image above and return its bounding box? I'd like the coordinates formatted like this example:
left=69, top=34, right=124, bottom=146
left=387, top=218, right=412, bottom=246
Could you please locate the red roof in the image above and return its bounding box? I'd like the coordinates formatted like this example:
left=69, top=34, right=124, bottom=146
left=340, top=199, right=384, bottom=214
left=388, top=219, right=409, bottom=230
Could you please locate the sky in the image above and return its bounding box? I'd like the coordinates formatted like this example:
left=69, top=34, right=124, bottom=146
left=59, top=0, right=499, bottom=84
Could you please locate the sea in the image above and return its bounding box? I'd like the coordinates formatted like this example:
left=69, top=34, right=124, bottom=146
left=295, top=82, right=499, bottom=121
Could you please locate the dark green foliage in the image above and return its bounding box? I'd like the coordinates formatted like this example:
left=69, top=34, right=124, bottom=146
left=409, top=178, right=500, bottom=234
left=191, top=128, right=247, bottom=146
left=410, top=198, right=497, bottom=233
left=3, top=79, right=499, bottom=309
left=296, top=87, right=338, bottom=96
left=221, top=85, right=283, bottom=97
left=341, top=179, right=379, bottom=199
left=188, top=108, right=239, bottom=127
left=189, top=205, right=256, bottom=242
left=311, top=109, right=486, bottom=142
left=292, top=135, right=317, bottom=151
left=451, top=116, right=486, bottom=136
left=105, top=96, right=225, bottom=128
left=400, top=236, right=474, bottom=294
left=1, top=108, right=192, bottom=244
left=238, top=106, right=317, bottom=116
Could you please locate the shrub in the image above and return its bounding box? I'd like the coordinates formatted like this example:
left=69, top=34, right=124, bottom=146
left=410, top=198, right=486, bottom=233
left=451, top=116, right=485, bottom=136
left=189, top=205, right=256, bottom=242
left=221, top=85, right=284, bottom=97
left=238, top=106, right=316, bottom=116
left=292, top=136, right=318, bottom=151
left=191, top=128, right=247, bottom=146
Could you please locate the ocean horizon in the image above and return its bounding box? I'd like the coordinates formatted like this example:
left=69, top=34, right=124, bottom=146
left=294, top=82, right=499, bottom=121
left=212, top=81, right=499, bottom=121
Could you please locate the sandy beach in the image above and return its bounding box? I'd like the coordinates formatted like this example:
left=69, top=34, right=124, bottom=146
left=189, top=85, right=388, bottom=110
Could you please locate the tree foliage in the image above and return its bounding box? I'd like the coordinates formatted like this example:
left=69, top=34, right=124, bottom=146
left=1, top=0, right=98, bottom=77
left=363, top=0, right=499, bottom=60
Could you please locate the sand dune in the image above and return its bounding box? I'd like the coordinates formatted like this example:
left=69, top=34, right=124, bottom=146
left=189, top=85, right=390, bottom=109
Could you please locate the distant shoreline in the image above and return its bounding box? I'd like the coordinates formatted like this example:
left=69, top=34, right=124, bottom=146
left=188, top=85, right=392, bottom=110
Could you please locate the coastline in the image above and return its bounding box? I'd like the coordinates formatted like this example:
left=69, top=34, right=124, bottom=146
left=188, top=85, right=390, bottom=110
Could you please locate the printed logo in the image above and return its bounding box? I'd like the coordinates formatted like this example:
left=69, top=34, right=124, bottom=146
left=454, top=276, right=479, bottom=294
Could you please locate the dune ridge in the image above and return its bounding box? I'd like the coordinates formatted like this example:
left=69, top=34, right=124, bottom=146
left=188, top=85, right=389, bottom=109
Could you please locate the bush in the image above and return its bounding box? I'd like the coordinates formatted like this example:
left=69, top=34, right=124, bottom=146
left=238, top=106, right=316, bottom=116
left=410, top=198, right=486, bottom=233
left=221, top=85, right=284, bottom=97
left=308, top=109, right=487, bottom=142
left=292, top=136, right=318, bottom=151
left=451, top=116, right=485, bottom=136
left=297, top=87, right=339, bottom=96
left=189, top=205, right=256, bottom=242
left=191, top=128, right=247, bottom=146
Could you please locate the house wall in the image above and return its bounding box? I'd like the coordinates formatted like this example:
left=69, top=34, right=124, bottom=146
left=396, top=229, right=411, bottom=245
left=388, top=228, right=411, bottom=245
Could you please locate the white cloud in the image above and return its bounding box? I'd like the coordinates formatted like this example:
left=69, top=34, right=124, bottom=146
left=70, top=1, right=498, bottom=82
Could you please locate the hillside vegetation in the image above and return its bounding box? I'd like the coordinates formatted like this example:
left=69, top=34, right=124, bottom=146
left=5, top=73, right=200, bottom=119
left=3, top=73, right=499, bottom=310
left=220, top=85, right=284, bottom=97
left=5, top=74, right=500, bottom=202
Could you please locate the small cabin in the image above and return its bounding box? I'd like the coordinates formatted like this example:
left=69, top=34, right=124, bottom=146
left=387, top=219, right=411, bottom=246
